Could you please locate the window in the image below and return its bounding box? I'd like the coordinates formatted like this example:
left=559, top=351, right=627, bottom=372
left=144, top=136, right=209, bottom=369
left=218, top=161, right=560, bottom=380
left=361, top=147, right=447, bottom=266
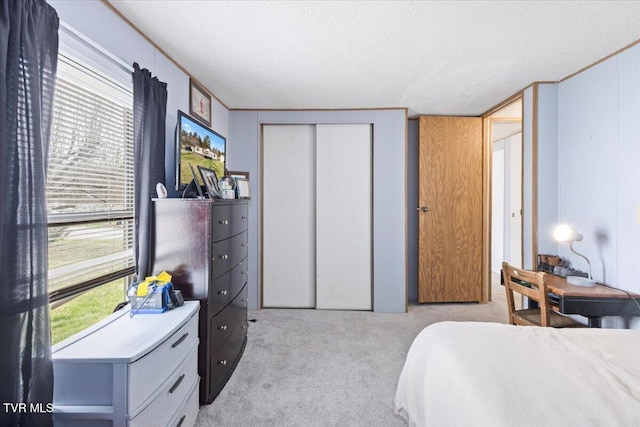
left=50, top=277, right=127, bottom=345
left=47, top=52, right=135, bottom=303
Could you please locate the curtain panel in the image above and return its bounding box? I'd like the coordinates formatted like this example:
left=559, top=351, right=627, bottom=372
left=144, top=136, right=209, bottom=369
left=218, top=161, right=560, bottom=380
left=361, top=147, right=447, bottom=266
left=0, top=1, right=59, bottom=426
left=132, top=63, right=167, bottom=281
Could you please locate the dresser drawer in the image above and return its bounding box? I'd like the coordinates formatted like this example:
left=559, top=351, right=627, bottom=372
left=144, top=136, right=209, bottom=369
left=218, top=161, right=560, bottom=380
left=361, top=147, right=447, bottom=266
left=127, top=309, right=199, bottom=415
left=209, top=286, right=248, bottom=353
left=208, top=323, right=247, bottom=398
left=130, top=343, right=199, bottom=427
left=210, top=258, right=248, bottom=315
left=210, top=230, right=247, bottom=278
left=211, top=202, right=248, bottom=242
left=168, top=379, right=199, bottom=427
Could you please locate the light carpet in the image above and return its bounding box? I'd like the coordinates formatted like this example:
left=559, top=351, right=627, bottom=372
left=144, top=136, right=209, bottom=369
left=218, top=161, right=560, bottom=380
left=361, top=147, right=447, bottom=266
left=195, top=283, right=508, bottom=426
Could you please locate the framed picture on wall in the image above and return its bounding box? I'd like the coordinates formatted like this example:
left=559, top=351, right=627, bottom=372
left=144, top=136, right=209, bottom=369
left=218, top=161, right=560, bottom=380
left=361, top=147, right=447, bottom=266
left=189, top=78, right=211, bottom=126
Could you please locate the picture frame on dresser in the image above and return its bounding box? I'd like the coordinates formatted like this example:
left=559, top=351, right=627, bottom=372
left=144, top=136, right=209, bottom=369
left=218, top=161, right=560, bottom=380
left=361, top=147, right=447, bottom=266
left=227, top=170, right=250, bottom=180
left=198, top=165, right=220, bottom=198
left=236, top=178, right=250, bottom=198
left=228, top=170, right=250, bottom=199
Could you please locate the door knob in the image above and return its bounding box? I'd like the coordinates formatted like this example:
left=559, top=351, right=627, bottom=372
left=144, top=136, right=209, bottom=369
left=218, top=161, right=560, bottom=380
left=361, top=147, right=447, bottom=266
left=417, top=206, right=429, bottom=212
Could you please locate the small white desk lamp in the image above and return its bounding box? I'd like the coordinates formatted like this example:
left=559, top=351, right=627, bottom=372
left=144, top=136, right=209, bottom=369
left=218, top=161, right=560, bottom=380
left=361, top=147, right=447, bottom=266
left=553, top=224, right=596, bottom=287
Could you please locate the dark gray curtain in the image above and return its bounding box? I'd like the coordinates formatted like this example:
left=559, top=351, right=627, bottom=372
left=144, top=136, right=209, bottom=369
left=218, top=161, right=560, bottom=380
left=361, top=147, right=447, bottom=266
left=0, top=1, right=59, bottom=426
left=132, top=63, right=167, bottom=281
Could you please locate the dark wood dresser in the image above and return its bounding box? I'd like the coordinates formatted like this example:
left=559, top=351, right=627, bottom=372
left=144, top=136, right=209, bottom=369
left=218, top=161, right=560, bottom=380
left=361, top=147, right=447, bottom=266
left=151, top=198, right=249, bottom=404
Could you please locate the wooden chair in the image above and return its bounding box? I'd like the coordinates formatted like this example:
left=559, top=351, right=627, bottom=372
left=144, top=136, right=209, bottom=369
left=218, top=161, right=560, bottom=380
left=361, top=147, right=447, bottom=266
left=501, top=262, right=585, bottom=328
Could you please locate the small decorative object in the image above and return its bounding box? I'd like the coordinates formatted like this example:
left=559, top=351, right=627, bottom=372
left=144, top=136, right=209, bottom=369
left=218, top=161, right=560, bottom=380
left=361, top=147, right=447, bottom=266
left=236, top=178, right=250, bottom=198
left=227, top=170, right=250, bottom=181
left=155, top=182, right=167, bottom=198
left=197, top=165, right=220, bottom=198
left=538, top=254, right=565, bottom=273
left=227, top=170, right=250, bottom=199
left=189, top=78, right=211, bottom=126
left=218, top=175, right=236, bottom=199
left=127, top=271, right=174, bottom=315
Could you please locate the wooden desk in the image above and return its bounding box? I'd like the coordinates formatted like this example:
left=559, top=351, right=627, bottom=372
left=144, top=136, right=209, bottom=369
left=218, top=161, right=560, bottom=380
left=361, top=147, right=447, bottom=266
left=544, top=274, right=640, bottom=327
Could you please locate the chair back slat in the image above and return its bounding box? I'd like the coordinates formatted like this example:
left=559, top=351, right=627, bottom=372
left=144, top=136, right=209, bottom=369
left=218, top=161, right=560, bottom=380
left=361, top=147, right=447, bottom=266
left=502, top=262, right=551, bottom=326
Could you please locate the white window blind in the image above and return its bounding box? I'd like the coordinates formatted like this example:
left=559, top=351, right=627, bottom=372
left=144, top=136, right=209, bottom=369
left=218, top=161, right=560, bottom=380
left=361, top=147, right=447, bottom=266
left=47, top=53, right=135, bottom=299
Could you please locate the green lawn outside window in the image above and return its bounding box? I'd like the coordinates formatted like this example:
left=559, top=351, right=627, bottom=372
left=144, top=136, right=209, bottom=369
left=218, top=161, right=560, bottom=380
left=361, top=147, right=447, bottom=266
left=50, top=278, right=128, bottom=345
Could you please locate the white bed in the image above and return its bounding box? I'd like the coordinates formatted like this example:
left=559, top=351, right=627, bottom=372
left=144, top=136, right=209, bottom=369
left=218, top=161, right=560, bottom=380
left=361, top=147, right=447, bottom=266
left=394, top=321, right=640, bottom=426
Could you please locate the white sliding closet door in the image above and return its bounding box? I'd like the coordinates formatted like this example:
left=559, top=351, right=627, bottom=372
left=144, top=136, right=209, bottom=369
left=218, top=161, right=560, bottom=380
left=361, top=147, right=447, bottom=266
left=315, top=124, right=372, bottom=310
left=262, top=125, right=316, bottom=308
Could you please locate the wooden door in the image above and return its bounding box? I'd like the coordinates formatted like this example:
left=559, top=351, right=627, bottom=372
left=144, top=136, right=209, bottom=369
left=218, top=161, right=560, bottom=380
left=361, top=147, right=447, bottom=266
left=418, top=116, right=483, bottom=302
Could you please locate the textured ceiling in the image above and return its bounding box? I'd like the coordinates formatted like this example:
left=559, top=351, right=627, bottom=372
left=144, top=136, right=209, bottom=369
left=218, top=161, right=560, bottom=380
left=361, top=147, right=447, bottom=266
left=107, top=1, right=640, bottom=116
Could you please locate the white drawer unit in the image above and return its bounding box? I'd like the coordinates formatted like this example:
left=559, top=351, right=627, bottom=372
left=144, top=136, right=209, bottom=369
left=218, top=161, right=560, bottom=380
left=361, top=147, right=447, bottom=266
left=52, top=301, right=200, bottom=427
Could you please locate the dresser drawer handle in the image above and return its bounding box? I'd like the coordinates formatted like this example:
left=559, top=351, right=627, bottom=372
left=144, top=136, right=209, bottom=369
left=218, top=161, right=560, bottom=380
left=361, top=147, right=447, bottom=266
left=240, top=271, right=248, bottom=275
left=241, top=243, right=248, bottom=247
left=218, top=325, right=227, bottom=331
left=241, top=216, right=248, bottom=220
left=217, top=360, right=227, bottom=366
left=171, top=333, right=189, bottom=348
left=169, top=374, right=185, bottom=394
left=218, top=254, right=228, bottom=260
left=219, top=219, right=229, bottom=225
left=176, top=415, right=186, bottom=427
left=218, top=290, right=228, bottom=296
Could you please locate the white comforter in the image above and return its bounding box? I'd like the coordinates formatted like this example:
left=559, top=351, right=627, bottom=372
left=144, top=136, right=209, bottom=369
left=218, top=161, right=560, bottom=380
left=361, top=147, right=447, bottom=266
left=394, top=321, right=640, bottom=427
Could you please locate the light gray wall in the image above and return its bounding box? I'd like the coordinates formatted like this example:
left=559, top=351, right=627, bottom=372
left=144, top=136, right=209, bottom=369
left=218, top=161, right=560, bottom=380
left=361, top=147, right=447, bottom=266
left=227, top=112, right=260, bottom=311
left=528, top=44, right=640, bottom=328
left=228, top=110, right=408, bottom=313
left=536, top=83, right=559, bottom=255
left=49, top=0, right=230, bottom=198
left=407, top=119, right=419, bottom=302
left=616, top=44, right=640, bottom=304
left=522, top=86, right=535, bottom=270
left=556, top=44, right=640, bottom=331
left=558, top=58, right=619, bottom=287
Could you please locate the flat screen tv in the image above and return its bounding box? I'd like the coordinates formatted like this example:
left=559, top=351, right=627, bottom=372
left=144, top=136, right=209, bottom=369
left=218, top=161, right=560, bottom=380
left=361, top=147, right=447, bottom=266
left=175, top=110, right=226, bottom=191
